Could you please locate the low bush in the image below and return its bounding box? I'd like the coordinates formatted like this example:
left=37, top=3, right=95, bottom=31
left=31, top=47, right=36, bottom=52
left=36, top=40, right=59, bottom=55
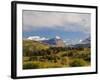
left=69, top=58, right=87, bottom=67
left=23, top=62, right=40, bottom=69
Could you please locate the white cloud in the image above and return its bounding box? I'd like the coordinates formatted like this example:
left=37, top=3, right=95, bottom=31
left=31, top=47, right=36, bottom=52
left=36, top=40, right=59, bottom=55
left=79, top=39, right=82, bottom=43
left=23, top=11, right=91, bottom=33
left=55, top=36, right=61, bottom=39
left=27, top=36, right=48, bottom=41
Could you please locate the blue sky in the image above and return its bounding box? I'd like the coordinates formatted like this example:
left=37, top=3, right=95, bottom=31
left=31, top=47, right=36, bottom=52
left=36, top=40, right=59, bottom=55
left=23, top=10, right=91, bottom=44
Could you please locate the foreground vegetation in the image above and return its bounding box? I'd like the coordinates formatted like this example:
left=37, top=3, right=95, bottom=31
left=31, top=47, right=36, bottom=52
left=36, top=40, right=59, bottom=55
left=23, top=40, right=91, bottom=69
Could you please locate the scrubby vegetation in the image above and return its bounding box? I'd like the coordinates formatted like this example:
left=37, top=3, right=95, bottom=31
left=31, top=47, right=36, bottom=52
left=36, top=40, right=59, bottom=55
left=23, top=40, right=91, bottom=69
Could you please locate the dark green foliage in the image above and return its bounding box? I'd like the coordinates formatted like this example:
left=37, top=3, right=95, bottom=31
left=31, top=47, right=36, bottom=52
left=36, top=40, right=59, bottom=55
left=23, top=40, right=91, bottom=69
left=29, top=56, right=38, bottom=61
left=69, top=59, right=87, bottom=67
left=23, top=62, right=40, bottom=69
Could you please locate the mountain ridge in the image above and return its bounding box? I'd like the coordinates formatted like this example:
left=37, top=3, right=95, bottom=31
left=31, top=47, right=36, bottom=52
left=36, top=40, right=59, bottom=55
left=26, top=36, right=90, bottom=48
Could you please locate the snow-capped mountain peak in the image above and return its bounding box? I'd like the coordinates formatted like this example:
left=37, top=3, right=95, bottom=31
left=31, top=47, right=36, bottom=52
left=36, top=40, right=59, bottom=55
left=81, top=37, right=90, bottom=44
left=55, top=36, right=61, bottom=39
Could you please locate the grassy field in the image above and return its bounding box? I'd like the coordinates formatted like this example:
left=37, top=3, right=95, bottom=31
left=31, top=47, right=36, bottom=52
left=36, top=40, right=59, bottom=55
left=23, top=40, right=91, bottom=69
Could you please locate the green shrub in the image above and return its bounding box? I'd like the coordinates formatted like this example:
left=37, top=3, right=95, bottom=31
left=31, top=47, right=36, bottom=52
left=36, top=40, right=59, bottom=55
left=23, top=62, right=40, bottom=69
left=61, top=57, right=68, bottom=65
left=69, top=58, right=87, bottom=67
left=29, top=56, right=38, bottom=61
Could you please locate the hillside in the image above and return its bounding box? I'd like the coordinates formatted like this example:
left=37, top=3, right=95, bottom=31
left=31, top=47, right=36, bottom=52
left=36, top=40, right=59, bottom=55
left=23, top=40, right=50, bottom=51
left=27, top=36, right=65, bottom=47
left=23, top=40, right=91, bottom=69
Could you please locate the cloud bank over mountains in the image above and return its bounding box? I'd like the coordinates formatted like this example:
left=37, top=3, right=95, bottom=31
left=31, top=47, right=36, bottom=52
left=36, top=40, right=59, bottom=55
left=23, top=11, right=91, bottom=44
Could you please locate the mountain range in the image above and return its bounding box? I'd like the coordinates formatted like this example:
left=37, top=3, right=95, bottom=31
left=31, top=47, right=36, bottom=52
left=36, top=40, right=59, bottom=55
left=42, top=36, right=65, bottom=47
left=27, top=36, right=90, bottom=48
left=71, top=37, right=91, bottom=48
left=81, top=37, right=90, bottom=44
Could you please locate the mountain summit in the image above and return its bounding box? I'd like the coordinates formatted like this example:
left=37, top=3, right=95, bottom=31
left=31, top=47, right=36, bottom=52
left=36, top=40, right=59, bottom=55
left=27, top=36, right=65, bottom=47
left=81, top=37, right=90, bottom=44
left=72, top=37, right=91, bottom=48
left=42, top=36, right=65, bottom=47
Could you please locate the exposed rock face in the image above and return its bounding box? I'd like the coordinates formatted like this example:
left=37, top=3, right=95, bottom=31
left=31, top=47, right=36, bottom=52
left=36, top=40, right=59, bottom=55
left=55, top=38, right=65, bottom=47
